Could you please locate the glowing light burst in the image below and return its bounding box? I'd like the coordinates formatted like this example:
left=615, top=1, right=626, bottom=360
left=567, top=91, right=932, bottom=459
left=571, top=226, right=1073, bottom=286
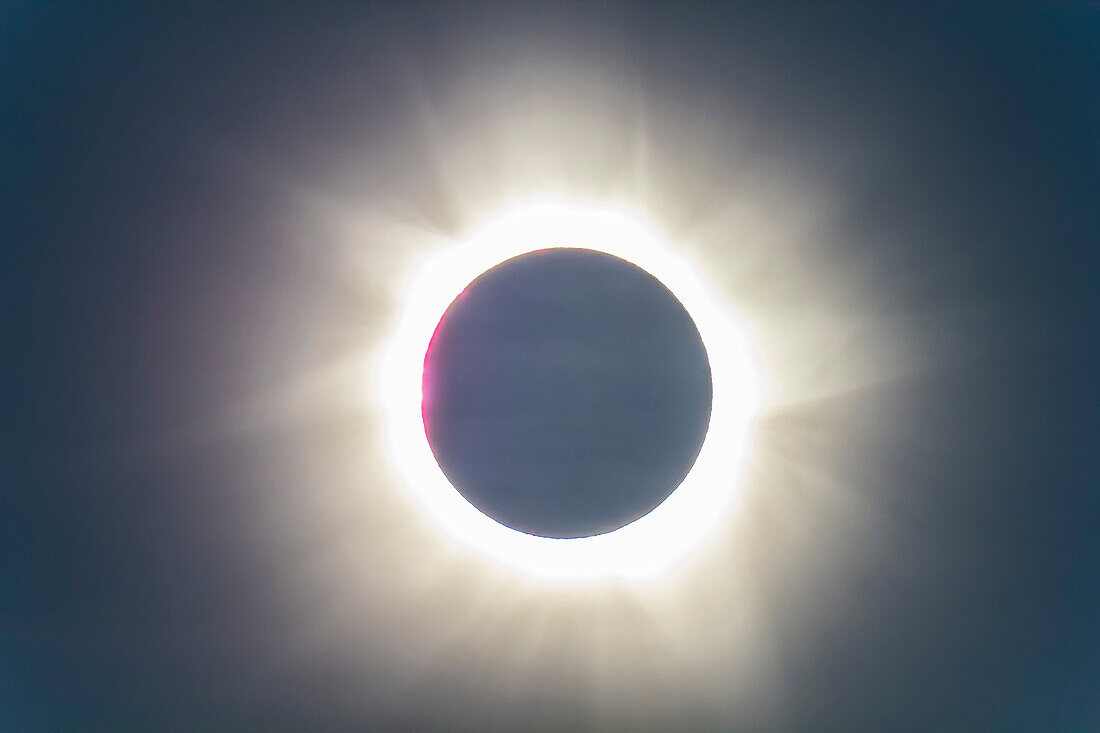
left=379, top=201, right=761, bottom=581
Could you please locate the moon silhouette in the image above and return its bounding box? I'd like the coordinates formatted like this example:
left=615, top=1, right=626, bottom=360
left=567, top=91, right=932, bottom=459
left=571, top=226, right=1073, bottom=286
left=422, top=247, right=712, bottom=538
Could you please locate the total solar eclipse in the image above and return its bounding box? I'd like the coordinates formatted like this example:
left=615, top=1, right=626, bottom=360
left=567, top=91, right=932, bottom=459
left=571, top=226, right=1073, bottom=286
left=422, top=247, right=713, bottom=538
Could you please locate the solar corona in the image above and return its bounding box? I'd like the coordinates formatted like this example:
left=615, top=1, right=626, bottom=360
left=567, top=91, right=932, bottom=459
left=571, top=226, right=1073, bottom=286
left=379, top=202, right=760, bottom=580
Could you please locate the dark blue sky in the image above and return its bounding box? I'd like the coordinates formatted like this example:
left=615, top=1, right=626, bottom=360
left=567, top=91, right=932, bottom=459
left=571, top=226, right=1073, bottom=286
left=3, top=2, right=1099, bottom=729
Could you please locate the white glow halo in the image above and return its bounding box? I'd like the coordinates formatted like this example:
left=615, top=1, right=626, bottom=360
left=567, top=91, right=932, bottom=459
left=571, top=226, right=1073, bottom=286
left=379, top=200, right=760, bottom=581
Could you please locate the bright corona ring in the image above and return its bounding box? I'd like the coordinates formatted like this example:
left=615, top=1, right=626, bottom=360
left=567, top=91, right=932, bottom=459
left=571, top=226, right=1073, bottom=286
left=379, top=201, right=759, bottom=581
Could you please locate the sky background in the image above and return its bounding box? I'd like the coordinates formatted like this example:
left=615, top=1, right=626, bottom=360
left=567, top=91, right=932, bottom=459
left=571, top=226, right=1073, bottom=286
left=3, top=2, right=1099, bottom=729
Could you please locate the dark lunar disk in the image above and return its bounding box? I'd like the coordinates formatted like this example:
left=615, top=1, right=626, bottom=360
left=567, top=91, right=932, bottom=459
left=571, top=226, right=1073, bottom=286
left=422, top=248, right=712, bottom=538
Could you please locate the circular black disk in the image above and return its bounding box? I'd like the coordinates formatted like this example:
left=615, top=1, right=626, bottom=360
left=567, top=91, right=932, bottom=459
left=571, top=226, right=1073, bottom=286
left=422, top=248, right=712, bottom=538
